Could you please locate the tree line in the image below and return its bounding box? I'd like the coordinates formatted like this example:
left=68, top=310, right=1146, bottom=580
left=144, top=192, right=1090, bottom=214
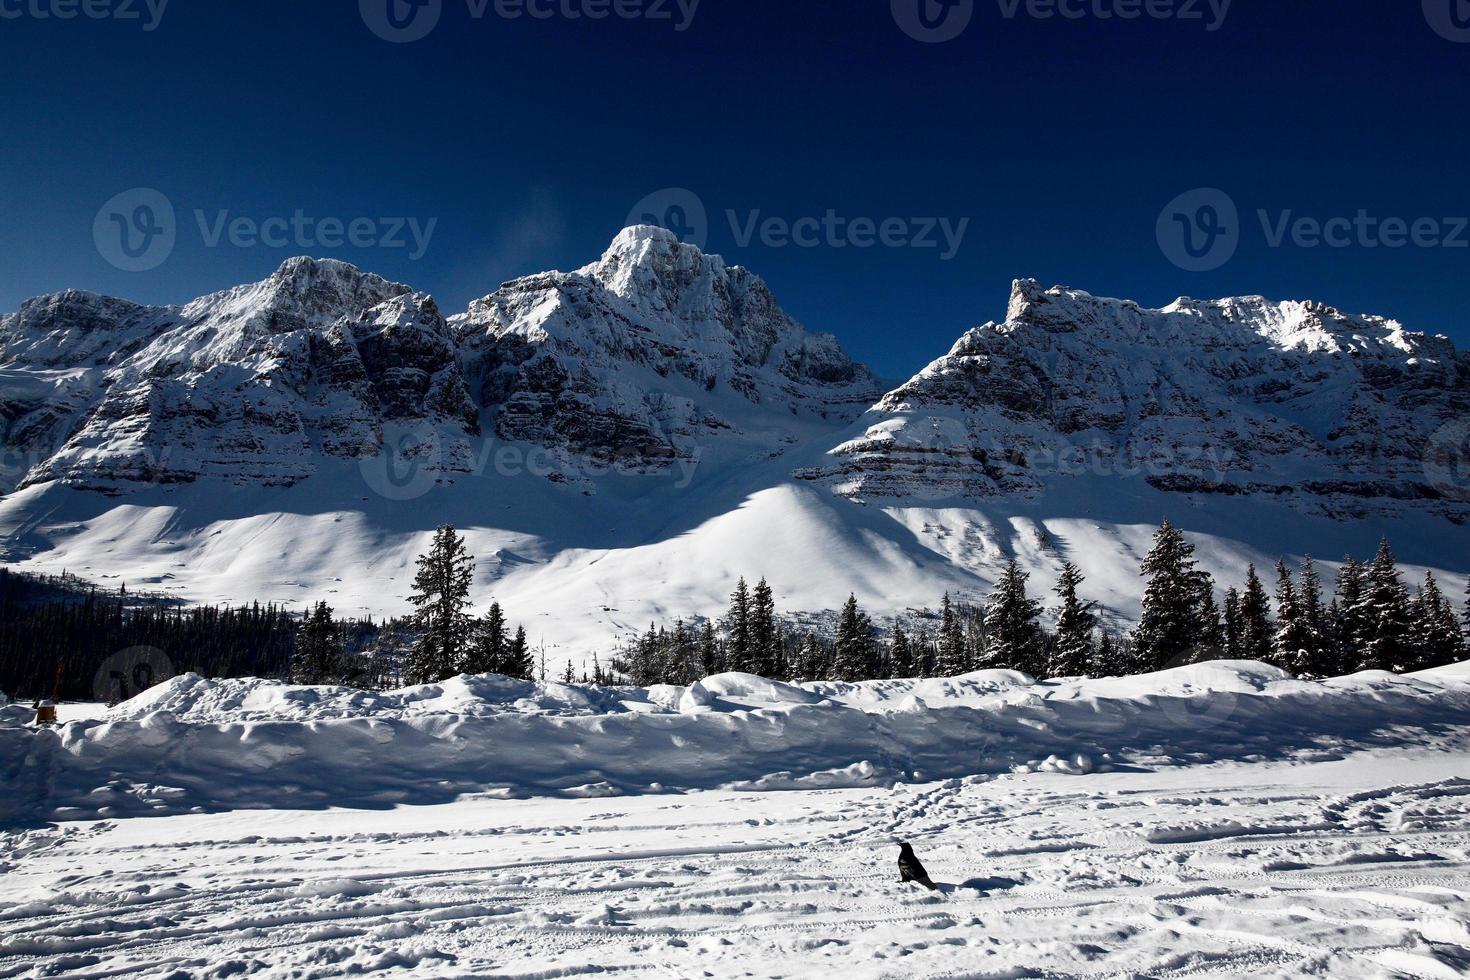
left=610, top=520, right=1469, bottom=685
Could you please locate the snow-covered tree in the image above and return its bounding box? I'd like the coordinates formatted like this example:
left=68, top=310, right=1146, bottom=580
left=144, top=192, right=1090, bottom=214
left=726, top=578, right=752, bottom=673
left=1195, top=580, right=1225, bottom=654
left=1092, top=631, right=1132, bottom=677
left=1048, top=562, right=1095, bottom=678
left=935, top=593, right=968, bottom=676
left=1223, top=587, right=1242, bottom=660
left=1359, top=539, right=1414, bottom=672
left=831, top=595, right=875, bottom=681
left=1411, top=571, right=1466, bottom=671
left=1238, top=564, right=1273, bottom=663
left=698, top=620, right=721, bottom=677
left=292, top=601, right=345, bottom=685
left=889, top=623, right=916, bottom=678
left=1272, top=561, right=1313, bottom=675
left=794, top=631, right=825, bottom=681
left=405, top=525, right=474, bottom=684
left=1134, top=520, right=1205, bottom=670
left=981, top=560, right=1043, bottom=675
left=463, top=601, right=508, bottom=675
left=1331, top=557, right=1369, bottom=672
left=749, top=578, right=779, bottom=678
left=1297, top=558, right=1332, bottom=675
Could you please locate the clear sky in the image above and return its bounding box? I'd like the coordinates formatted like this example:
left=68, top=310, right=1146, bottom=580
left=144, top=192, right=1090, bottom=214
left=1, top=1, right=1466, bottom=378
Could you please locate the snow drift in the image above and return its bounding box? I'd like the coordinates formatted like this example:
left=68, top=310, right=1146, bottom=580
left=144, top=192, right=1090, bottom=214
left=5, top=661, right=1470, bottom=827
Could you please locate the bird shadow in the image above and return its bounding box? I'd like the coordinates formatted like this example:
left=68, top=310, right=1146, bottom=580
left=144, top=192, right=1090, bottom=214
left=938, top=876, right=1022, bottom=894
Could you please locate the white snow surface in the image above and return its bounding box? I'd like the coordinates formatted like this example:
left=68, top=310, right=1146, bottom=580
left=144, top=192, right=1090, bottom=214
left=5, top=661, right=1470, bottom=830
left=4, top=669, right=1470, bottom=976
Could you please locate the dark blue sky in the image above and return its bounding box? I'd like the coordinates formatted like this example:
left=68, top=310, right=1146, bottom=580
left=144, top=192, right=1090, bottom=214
left=2, top=1, right=1467, bottom=377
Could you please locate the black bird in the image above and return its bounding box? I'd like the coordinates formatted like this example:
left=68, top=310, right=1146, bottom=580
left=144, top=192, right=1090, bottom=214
left=897, top=841, right=936, bottom=890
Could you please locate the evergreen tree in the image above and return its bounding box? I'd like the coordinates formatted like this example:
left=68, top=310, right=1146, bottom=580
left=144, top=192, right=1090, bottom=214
left=405, top=525, right=474, bottom=684
left=794, top=631, right=825, bottom=680
left=1272, top=561, right=1313, bottom=674
left=292, top=601, right=345, bottom=685
left=726, top=578, right=753, bottom=673
left=561, top=659, right=575, bottom=683
left=1411, top=571, right=1466, bottom=671
left=697, top=620, right=721, bottom=677
left=1332, top=557, right=1370, bottom=671
left=1092, top=631, right=1130, bottom=676
left=1048, top=562, right=1095, bottom=677
left=464, top=601, right=509, bottom=675
left=1195, top=582, right=1225, bottom=653
left=1223, top=588, right=1242, bottom=660
left=1238, top=564, right=1273, bottom=663
left=981, top=560, right=1044, bottom=675
left=889, top=623, right=915, bottom=678
left=1134, top=520, right=1205, bottom=670
left=935, top=593, right=968, bottom=676
left=831, top=595, right=875, bottom=681
left=505, top=626, right=534, bottom=681
left=1297, top=558, right=1332, bottom=676
left=1359, top=539, right=1414, bottom=672
left=749, top=578, right=779, bottom=678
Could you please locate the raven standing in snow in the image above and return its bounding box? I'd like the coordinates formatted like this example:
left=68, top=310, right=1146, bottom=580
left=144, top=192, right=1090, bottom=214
left=897, top=842, right=936, bottom=889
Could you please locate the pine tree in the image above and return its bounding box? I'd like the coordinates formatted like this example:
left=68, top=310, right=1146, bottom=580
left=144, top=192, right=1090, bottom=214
left=505, top=625, right=534, bottom=681
left=1223, top=588, right=1242, bottom=660
left=831, top=595, right=875, bottom=681
left=464, top=601, right=509, bottom=675
left=794, top=632, right=825, bottom=680
left=1411, top=571, right=1466, bottom=671
left=1359, top=539, right=1414, bottom=672
left=1134, top=520, right=1205, bottom=670
left=561, top=659, right=575, bottom=684
left=405, top=525, right=474, bottom=684
left=889, top=624, right=915, bottom=678
left=1092, top=631, right=1130, bottom=676
left=1195, top=581, right=1225, bottom=654
left=726, top=578, right=753, bottom=673
left=1332, top=557, right=1369, bottom=672
left=1272, top=561, right=1313, bottom=675
left=1238, top=564, right=1273, bottom=663
left=697, top=620, right=721, bottom=677
left=1297, top=558, right=1331, bottom=676
left=1048, top=562, right=1095, bottom=678
left=981, top=560, right=1044, bottom=675
left=935, top=593, right=968, bottom=676
left=749, top=578, right=778, bottom=678
left=291, top=601, right=345, bottom=684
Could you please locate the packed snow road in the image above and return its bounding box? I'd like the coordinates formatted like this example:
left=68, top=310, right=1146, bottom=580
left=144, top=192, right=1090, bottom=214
left=4, top=747, right=1470, bottom=979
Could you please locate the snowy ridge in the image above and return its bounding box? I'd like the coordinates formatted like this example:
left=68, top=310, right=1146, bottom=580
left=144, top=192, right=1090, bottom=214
left=811, top=278, right=1470, bottom=519
left=5, top=660, right=1470, bottom=825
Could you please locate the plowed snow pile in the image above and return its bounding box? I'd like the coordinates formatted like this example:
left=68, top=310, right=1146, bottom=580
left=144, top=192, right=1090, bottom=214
left=3, top=661, right=1470, bottom=825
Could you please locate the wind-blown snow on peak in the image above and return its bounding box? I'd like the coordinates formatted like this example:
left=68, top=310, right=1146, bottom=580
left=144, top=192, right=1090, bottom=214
left=813, top=280, right=1469, bottom=518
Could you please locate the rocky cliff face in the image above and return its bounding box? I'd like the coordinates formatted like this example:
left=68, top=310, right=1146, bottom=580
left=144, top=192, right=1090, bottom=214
left=451, top=226, right=879, bottom=472
left=0, top=229, right=879, bottom=493
left=804, top=279, right=1470, bottom=521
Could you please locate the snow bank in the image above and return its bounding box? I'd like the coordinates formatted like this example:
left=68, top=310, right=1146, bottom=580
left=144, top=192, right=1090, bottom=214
left=3, top=661, right=1470, bottom=826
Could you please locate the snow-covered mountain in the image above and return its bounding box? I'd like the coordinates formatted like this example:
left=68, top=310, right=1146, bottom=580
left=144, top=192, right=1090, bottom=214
left=1, top=230, right=1467, bottom=658
left=806, top=278, right=1470, bottom=522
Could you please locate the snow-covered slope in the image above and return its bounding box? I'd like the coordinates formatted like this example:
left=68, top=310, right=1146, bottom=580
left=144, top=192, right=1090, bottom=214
left=2, top=236, right=1468, bottom=656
